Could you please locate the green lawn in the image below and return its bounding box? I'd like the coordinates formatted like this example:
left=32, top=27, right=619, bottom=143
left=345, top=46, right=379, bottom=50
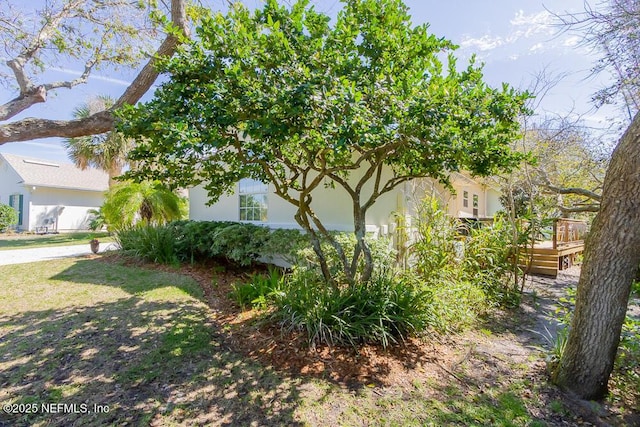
left=0, top=257, right=627, bottom=426
left=0, top=232, right=113, bottom=250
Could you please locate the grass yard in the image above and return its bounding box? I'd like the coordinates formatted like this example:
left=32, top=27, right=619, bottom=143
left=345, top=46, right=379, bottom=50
left=0, top=257, right=635, bottom=426
left=0, top=232, right=113, bottom=250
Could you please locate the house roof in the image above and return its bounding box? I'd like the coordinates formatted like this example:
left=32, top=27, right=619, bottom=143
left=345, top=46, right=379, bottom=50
left=0, top=153, right=109, bottom=192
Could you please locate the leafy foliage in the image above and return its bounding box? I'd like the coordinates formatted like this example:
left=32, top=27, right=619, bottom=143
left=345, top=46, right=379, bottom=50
left=230, top=267, right=284, bottom=310
left=407, top=197, right=520, bottom=328
left=101, top=181, right=187, bottom=231
left=0, top=203, right=18, bottom=232
left=119, top=0, right=528, bottom=284
left=409, top=197, right=459, bottom=280
left=296, top=233, right=397, bottom=283
left=116, top=225, right=179, bottom=265
left=87, top=208, right=106, bottom=231
left=118, top=221, right=307, bottom=268
left=271, top=269, right=434, bottom=348
left=64, top=95, right=134, bottom=187
left=209, top=223, right=271, bottom=266
left=462, top=215, right=520, bottom=307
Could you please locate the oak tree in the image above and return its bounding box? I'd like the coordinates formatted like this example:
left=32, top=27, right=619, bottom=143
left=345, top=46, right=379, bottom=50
left=0, top=0, right=190, bottom=144
left=553, top=111, right=640, bottom=399
left=553, top=0, right=640, bottom=399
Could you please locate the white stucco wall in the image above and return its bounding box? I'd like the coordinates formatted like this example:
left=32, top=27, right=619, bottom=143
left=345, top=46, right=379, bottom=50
left=28, top=188, right=104, bottom=232
left=190, top=177, right=403, bottom=235
left=486, top=188, right=503, bottom=217
left=190, top=172, right=505, bottom=233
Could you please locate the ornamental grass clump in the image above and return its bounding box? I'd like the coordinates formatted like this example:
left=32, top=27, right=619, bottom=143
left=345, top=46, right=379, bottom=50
left=271, top=269, right=434, bottom=348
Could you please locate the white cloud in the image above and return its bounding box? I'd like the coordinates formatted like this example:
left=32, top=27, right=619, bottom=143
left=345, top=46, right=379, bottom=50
left=529, top=43, right=545, bottom=52
left=460, top=34, right=504, bottom=51
left=563, top=35, right=581, bottom=47
left=509, top=9, right=553, bottom=31
left=459, top=9, right=558, bottom=56
left=510, top=10, right=555, bottom=38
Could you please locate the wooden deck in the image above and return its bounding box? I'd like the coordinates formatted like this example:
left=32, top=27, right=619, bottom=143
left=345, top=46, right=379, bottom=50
left=519, top=219, right=587, bottom=277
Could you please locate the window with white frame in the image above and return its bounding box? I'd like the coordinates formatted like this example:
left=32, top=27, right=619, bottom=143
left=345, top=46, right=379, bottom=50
left=239, top=178, right=268, bottom=222
left=463, top=190, right=469, bottom=208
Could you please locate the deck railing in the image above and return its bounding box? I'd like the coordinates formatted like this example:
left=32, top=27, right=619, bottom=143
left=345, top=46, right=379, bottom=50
left=552, top=218, right=587, bottom=249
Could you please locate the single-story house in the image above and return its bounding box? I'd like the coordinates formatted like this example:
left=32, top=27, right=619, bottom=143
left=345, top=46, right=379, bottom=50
left=0, top=153, right=109, bottom=232
left=189, top=171, right=503, bottom=236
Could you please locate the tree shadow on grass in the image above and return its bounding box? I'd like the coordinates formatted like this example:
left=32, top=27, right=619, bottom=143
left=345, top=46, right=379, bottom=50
left=0, top=261, right=304, bottom=426
left=54, top=258, right=438, bottom=392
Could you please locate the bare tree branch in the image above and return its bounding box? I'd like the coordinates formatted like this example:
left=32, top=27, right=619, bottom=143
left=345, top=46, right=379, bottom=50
left=538, top=168, right=602, bottom=201
left=0, top=0, right=189, bottom=145
left=542, top=183, right=602, bottom=201
left=558, top=204, right=601, bottom=213
left=0, top=111, right=114, bottom=143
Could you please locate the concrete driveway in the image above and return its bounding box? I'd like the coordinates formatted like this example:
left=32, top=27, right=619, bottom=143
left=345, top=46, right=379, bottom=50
left=0, top=243, right=117, bottom=266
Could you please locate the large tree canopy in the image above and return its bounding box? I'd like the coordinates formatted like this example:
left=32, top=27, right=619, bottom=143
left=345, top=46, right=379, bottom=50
left=119, top=0, right=529, bottom=283
left=0, top=0, right=190, bottom=144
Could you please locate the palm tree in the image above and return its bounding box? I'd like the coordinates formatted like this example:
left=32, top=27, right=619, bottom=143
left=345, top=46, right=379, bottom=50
left=64, top=95, right=133, bottom=187
left=101, top=181, right=187, bottom=231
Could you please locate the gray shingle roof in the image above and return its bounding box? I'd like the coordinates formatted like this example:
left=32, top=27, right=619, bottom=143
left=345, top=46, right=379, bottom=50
left=1, top=153, right=109, bottom=192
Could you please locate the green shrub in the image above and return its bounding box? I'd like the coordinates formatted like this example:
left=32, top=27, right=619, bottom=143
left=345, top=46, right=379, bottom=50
left=169, top=220, right=236, bottom=262
left=410, top=197, right=519, bottom=309
left=260, top=228, right=309, bottom=265
left=116, top=225, right=179, bottom=265
left=272, top=269, right=434, bottom=348
left=296, top=233, right=396, bottom=282
left=461, top=215, right=520, bottom=307
left=427, top=277, right=488, bottom=333
left=0, top=203, right=18, bottom=232
left=118, top=221, right=313, bottom=268
left=230, top=267, right=283, bottom=310
left=208, top=222, right=271, bottom=266
left=409, top=197, right=459, bottom=281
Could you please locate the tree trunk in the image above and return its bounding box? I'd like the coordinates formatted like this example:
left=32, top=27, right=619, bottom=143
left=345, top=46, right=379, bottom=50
left=293, top=209, right=336, bottom=288
left=351, top=207, right=373, bottom=284
left=553, top=112, right=640, bottom=400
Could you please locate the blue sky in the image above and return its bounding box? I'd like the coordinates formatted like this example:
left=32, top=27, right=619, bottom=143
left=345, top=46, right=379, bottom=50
left=0, top=0, right=618, bottom=163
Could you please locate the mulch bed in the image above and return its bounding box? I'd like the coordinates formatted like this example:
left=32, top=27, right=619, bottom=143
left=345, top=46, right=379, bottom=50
left=96, top=254, right=461, bottom=388
left=93, top=253, right=640, bottom=425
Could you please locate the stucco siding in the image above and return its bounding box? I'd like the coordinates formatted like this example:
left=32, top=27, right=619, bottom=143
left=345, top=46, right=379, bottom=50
left=29, top=188, right=104, bottom=232
left=190, top=181, right=403, bottom=234
left=190, top=171, right=504, bottom=233
left=486, top=188, right=503, bottom=217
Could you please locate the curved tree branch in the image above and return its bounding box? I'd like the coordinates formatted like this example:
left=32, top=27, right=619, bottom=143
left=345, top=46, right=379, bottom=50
left=543, top=183, right=602, bottom=201
left=0, top=111, right=114, bottom=142
left=537, top=168, right=602, bottom=201
left=0, top=0, right=189, bottom=145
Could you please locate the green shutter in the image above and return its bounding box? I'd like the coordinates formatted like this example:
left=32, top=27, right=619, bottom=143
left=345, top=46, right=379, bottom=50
left=9, top=194, right=23, bottom=226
